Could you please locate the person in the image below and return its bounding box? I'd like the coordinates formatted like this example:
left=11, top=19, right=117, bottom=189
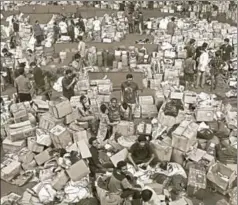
left=145, top=18, right=152, bottom=35
left=59, top=18, right=68, bottom=36
left=119, top=1, right=126, bottom=11
left=14, top=68, right=32, bottom=102
left=184, top=39, right=196, bottom=59
left=12, top=15, right=19, bottom=34
left=9, top=34, right=17, bottom=49
left=167, top=17, right=176, bottom=36
left=121, top=74, right=139, bottom=105
left=77, top=36, right=86, bottom=59
left=71, top=53, right=84, bottom=72
left=133, top=10, right=139, bottom=33
left=2, top=48, right=14, bottom=85
left=67, top=19, right=75, bottom=42
left=53, top=22, right=60, bottom=43
left=183, top=53, right=196, bottom=89
left=196, top=43, right=209, bottom=88
left=62, top=69, right=77, bottom=100
left=93, top=16, right=101, bottom=32
left=88, top=137, right=114, bottom=177
left=128, top=135, right=155, bottom=171
left=138, top=11, right=144, bottom=35
left=33, top=20, right=44, bottom=46
left=220, top=38, right=234, bottom=63
left=108, top=161, right=142, bottom=201
left=127, top=12, right=134, bottom=33
left=209, top=51, right=223, bottom=91
left=108, top=98, right=121, bottom=123
left=25, top=49, right=36, bottom=67
left=120, top=102, right=133, bottom=121
left=77, top=95, right=95, bottom=122
left=140, top=187, right=161, bottom=205
left=97, top=104, right=119, bottom=145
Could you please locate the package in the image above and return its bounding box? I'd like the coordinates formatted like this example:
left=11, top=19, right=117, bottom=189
left=110, top=148, right=128, bottom=167
left=2, top=138, right=26, bottom=153
left=139, top=96, right=154, bottom=105
left=49, top=99, right=72, bottom=119
left=66, top=160, right=90, bottom=182
left=115, top=121, right=135, bottom=137
left=136, top=123, right=152, bottom=135
left=10, top=103, right=29, bottom=123
left=146, top=183, right=163, bottom=195
left=39, top=112, right=64, bottom=130
left=170, top=92, right=184, bottom=100
left=32, top=99, right=49, bottom=113
left=141, top=104, right=158, bottom=118
left=1, top=160, right=21, bottom=181
left=34, top=148, right=53, bottom=166
left=151, top=140, right=173, bottom=162
left=30, top=141, right=45, bottom=153
left=52, top=171, right=69, bottom=191
left=195, top=106, right=215, bottom=122
left=207, top=162, right=237, bottom=195
left=187, top=164, right=207, bottom=197
left=50, top=125, right=72, bottom=149
left=65, top=109, right=79, bottom=125
left=98, top=84, right=112, bottom=95
left=7, top=121, right=35, bottom=142
left=18, top=149, right=35, bottom=164
left=22, top=160, right=37, bottom=171
left=77, top=140, right=92, bottom=159
left=71, top=128, right=89, bottom=144
left=184, top=92, right=197, bottom=104
left=172, top=120, right=198, bottom=152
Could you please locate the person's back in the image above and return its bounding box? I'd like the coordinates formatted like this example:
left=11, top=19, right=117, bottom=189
left=15, top=74, right=31, bottom=94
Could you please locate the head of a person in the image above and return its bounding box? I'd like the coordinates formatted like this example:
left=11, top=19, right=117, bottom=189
left=19, top=62, right=26, bottom=70
left=65, top=69, right=73, bottom=79
left=2, top=48, right=8, bottom=54
left=27, top=49, right=33, bottom=55
left=100, top=104, right=108, bottom=114
left=35, top=20, right=39, bottom=25
left=80, top=95, right=87, bottom=104
left=117, top=161, right=127, bottom=173
left=110, top=98, right=118, bottom=107
left=215, top=50, right=221, bottom=57
left=121, top=102, right=128, bottom=110
left=18, top=68, right=25, bottom=76
left=126, top=74, right=133, bottom=84
left=30, top=62, right=36, bottom=68
left=141, top=189, right=153, bottom=202
left=138, top=135, right=147, bottom=147
left=74, top=53, right=81, bottom=62
left=202, top=42, right=208, bottom=51
left=159, top=161, right=168, bottom=170
left=189, top=39, right=196, bottom=46
left=78, top=36, right=83, bottom=42
left=88, top=137, right=99, bottom=148
left=171, top=17, right=175, bottom=22
left=224, top=38, right=229, bottom=45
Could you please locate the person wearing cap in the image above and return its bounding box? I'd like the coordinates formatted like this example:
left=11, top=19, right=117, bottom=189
left=62, top=69, right=77, bottom=100
left=128, top=135, right=155, bottom=171
left=121, top=74, right=139, bottom=106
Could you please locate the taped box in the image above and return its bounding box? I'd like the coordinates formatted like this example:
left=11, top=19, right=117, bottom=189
left=49, top=98, right=72, bottom=119
left=50, top=125, right=72, bottom=149
left=32, top=99, right=49, bottom=113
left=66, top=160, right=90, bottom=182
left=34, top=148, right=53, bottom=166
left=136, top=123, right=152, bottom=135
left=110, top=148, right=128, bottom=167
left=184, top=92, right=197, bottom=104
left=2, top=138, right=26, bottom=153
left=65, top=109, right=79, bottom=125
left=18, top=148, right=35, bottom=164
left=39, top=112, right=64, bottom=130
left=195, top=106, right=215, bottom=122
left=139, top=96, right=154, bottom=105
left=1, top=161, right=21, bottom=181
left=172, top=120, right=198, bottom=152
left=151, top=140, right=172, bottom=162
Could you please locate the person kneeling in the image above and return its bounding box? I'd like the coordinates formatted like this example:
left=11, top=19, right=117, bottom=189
left=128, top=135, right=155, bottom=171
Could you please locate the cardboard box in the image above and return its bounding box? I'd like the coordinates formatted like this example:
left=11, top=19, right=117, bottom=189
left=71, top=129, right=89, bottom=144
left=184, top=92, right=197, bottom=104
left=2, top=138, right=26, bottom=153
left=141, top=104, right=158, bottom=119
left=115, top=121, right=135, bottom=137
left=171, top=148, right=185, bottom=165
left=18, top=148, right=35, bottom=164
left=39, top=112, right=64, bottom=130
left=151, top=140, right=172, bottom=162
left=34, top=148, right=52, bottom=166
left=136, top=123, right=152, bottom=135
left=195, top=107, right=215, bottom=122
left=52, top=171, right=69, bottom=191
left=50, top=125, right=72, bottom=149
left=32, top=99, right=49, bottom=113
left=110, top=148, right=128, bottom=167
left=10, top=103, right=29, bottom=123
left=170, top=92, right=184, bottom=100
left=77, top=140, right=92, bottom=159
left=1, top=161, right=21, bottom=181
left=49, top=99, right=72, bottom=119
left=66, top=160, right=90, bottom=182
left=172, top=121, right=198, bottom=152
left=31, top=142, right=45, bottom=153
left=139, top=96, right=154, bottom=105
left=65, top=109, right=79, bottom=125
left=21, top=160, right=37, bottom=171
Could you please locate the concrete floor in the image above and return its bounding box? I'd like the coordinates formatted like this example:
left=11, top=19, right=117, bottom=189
left=1, top=6, right=235, bottom=205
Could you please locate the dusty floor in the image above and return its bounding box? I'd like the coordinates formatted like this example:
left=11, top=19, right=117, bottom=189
left=1, top=6, right=236, bottom=205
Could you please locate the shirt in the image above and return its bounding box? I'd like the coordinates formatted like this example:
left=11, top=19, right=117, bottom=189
left=121, top=81, right=138, bottom=104
left=59, top=21, right=68, bottom=34
left=78, top=41, right=86, bottom=58
left=108, top=105, right=120, bottom=122
left=120, top=105, right=132, bottom=121
left=62, top=77, right=75, bottom=99
left=198, top=51, right=209, bottom=72
left=220, top=44, right=234, bottom=61
left=93, top=20, right=101, bottom=31
left=167, top=21, right=176, bottom=35
left=88, top=146, right=101, bottom=168
left=33, top=67, right=45, bottom=88
left=108, top=169, right=133, bottom=194
left=183, top=58, right=196, bottom=74
left=33, top=24, right=43, bottom=37
left=185, top=44, right=196, bottom=58
left=14, top=75, right=31, bottom=94
left=129, top=142, right=153, bottom=162
left=209, top=57, right=223, bottom=75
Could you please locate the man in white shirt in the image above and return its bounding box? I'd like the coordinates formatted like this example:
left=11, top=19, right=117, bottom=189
left=59, top=19, right=68, bottom=36
left=77, top=36, right=86, bottom=58
left=196, top=43, right=209, bottom=88
left=93, top=17, right=101, bottom=31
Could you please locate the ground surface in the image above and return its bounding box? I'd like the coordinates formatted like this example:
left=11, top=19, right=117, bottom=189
left=1, top=6, right=236, bottom=205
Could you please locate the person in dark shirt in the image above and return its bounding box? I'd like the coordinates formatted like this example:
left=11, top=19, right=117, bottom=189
left=108, top=98, right=121, bottom=123
left=127, top=12, right=134, bottom=33
left=167, top=17, right=176, bottom=36
left=62, top=69, right=77, bottom=100
left=128, top=135, right=155, bottom=171
left=183, top=54, right=196, bottom=89
left=119, top=1, right=126, bottom=11
left=121, top=74, right=139, bottom=105
left=184, top=39, right=196, bottom=59
left=53, top=22, right=60, bottom=44
left=133, top=10, right=140, bottom=33
left=12, top=15, right=19, bottom=33
left=220, top=38, right=234, bottom=62
left=209, top=51, right=223, bottom=91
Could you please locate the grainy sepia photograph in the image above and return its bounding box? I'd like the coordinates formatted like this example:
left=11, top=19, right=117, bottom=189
left=0, top=1, right=237, bottom=205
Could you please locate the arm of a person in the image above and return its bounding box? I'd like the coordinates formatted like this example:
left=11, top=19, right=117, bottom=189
left=145, top=144, right=155, bottom=165
left=90, top=149, right=103, bottom=169
left=128, top=145, right=137, bottom=168
left=121, top=178, right=141, bottom=191
left=62, top=78, right=75, bottom=90
left=105, top=114, right=117, bottom=126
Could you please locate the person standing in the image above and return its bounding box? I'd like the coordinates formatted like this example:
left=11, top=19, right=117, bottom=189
left=196, top=44, right=209, bottom=88
left=2, top=48, right=14, bottom=85
left=127, top=12, right=134, bottom=33
left=220, top=38, right=234, bottom=63
left=138, top=11, right=144, bottom=35
left=184, top=39, right=196, bottom=59
left=121, top=74, right=139, bottom=105
left=167, top=17, right=176, bottom=36
left=77, top=36, right=86, bottom=59
left=62, top=69, right=77, bottom=100
left=108, top=98, right=121, bottom=123
left=67, top=19, right=75, bottom=42
left=33, top=20, right=44, bottom=46
left=183, top=54, right=196, bottom=89
left=53, top=22, right=60, bottom=44
left=59, top=18, right=68, bottom=36
left=14, top=68, right=32, bottom=102
left=133, top=10, right=139, bottom=33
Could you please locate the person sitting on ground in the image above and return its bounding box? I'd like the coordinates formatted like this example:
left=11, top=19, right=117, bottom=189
left=62, top=69, right=77, bottom=100
left=108, top=98, right=121, bottom=123
left=128, top=135, right=155, bottom=171
left=108, top=161, right=142, bottom=202
left=14, top=68, right=32, bottom=102
left=120, top=102, right=133, bottom=121
left=88, top=137, right=114, bottom=177
left=77, top=95, right=95, bottom=122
